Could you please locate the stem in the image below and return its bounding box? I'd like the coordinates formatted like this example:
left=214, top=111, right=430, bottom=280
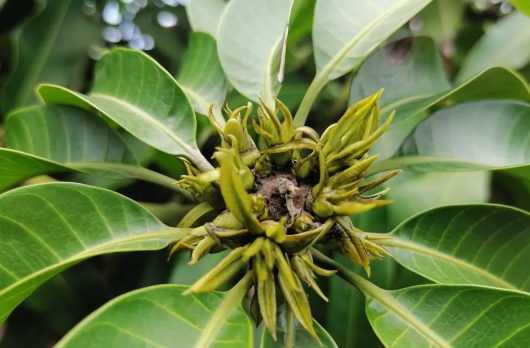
left=113, top=165, right=195, bottom=200
left=190, top=151, right=216, bottom=173
left=310, top=249, right=381, bottom=298
left=140, top=202, right=194, bottom=225
left=293, top=76, right=327, bottom=127
left=193, top=272, right=253, bottom=348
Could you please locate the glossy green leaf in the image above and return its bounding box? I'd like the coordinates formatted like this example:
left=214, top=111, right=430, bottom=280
left=0, top=183, right=190, bottom=324
left=386, top=171, right=491, bottom=228
left=350, top=37, right=530, bottom=129
left=418, top=0, right=465, bottom=43
left=217, top=0, right=294, bottom=106
left=313, top=0, right=431, bottom=80
left=69, top=130, right=156, bottom=190
left=260, top=306, right=338, bottom=348
left=178, top=32, right=228, bottom=119
left=295, top=0, right=431, bottom=126
left=510, top=0, right=530, bottom=17
left=0, top=0, right=100, bottom=113
left=367, top=285, right=530, bottom=348
left=186, top=0, right=227, bottom=39
left=55, top=285, right=252, bottom=348
left=37, top=48, right=213, bottom=172
left=370, top=100, right=530, bottom=173
left=0, top=105, right=177, bottom=192
left=456, top=11, right=530, bottom=83
left=315, top=250, right=530, bottom=348
left=378, top=204, right=530, bottom=291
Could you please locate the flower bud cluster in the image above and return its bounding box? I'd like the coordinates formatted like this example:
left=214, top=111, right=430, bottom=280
left=173, top=92, right=398, bottom=341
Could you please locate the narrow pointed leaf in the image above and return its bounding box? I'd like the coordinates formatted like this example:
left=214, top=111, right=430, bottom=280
left=177, top=32, right=228, bottom=118
left=219, top=151, right=264, bottom=233
left=55, top=285, right=252, bottom=348
left=186, top=0, right=228, bottom=39
left=370, top=101, right=530, bottom=173
left=367, top=285, right=530, bottom=348
left=457, top=11, right=530, bottom=83
left=218, top=0, right=294, bottom=106
left=260, top=306, right=338, bottom=348
left=1, top=105, right=179, bottom=192
left=37, top=48, right=212, bottom=171
left=379, top=204, right=530, bottom=291
left=0, top=183, right=190, bottom=325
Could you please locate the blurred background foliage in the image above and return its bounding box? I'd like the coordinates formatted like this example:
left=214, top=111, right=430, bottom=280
left=1, top=0, right=530, bottom=347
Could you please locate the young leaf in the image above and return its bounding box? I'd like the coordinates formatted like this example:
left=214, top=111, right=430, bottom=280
left=294, top=0, right=432, bottom=125
left=55, top=285, right=252, bottom=348
left=376, top=204, right=530, bottom=291
left=370, top=100, right=530, bottom=173
left=260, top=306, right=338, bottom=348
left=457, top=11, right=530, bottom=83
left=217, top=0, right=294, bottom=106
left=37, top=48, right=213, bottom=172
left=0, top=105, right=180, bottom=193
left=0, top=183, right=190, bottom=325
left=186, top=0, right=228, bottom=39
left=0, top=0, right=100, bottom=113
left=177, top=32, right=228, bottom=122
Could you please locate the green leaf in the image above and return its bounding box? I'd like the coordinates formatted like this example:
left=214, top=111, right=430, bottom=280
left=217, top=0, right=294, bottom=106
left=378, top=204, right=530, bottom=291
left=456, top=11, right=530, bottom=83
left=314, top=250, right=530, bottom=348
left=69, top=130, right=156, bottom=190
left=386, top=171, right=491, bottom=228
left=178, top=32, right=228, bottom=120
left=37, top=48, right=213, bottom=172
left=510, top=0, right=530, bottom=17
left=350, top=37, right=530, bottom=130
left=370, top=100, right=530, bottom=173
left=185, top=0, right=227, bottom=39
left=313, top=0, right=431, bottom=81
left=293, top=0, right=431, bottom=126
left=260, top=306, right=338, bottom=348
left=0, top=0, right=100, bottom=113
left=0, top=183, right=190, bottom=324
left=418, top=0, right=465, bottom=43
left=0, top=105, right=178, bottom=192
left=367, top=285, right=530, bottom=348
left=55, top=284, right=252, bottom=348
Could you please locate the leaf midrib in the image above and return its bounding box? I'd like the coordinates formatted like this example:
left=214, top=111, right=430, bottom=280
left=367, top=289, right=452, bottom=348
left=381, top=237, right=517, bottom=290
left=317, top=0, right=421, bottom=82
left=89, top=93, right=197, bottom=155
left=0, top=229, right=188, bottom=303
